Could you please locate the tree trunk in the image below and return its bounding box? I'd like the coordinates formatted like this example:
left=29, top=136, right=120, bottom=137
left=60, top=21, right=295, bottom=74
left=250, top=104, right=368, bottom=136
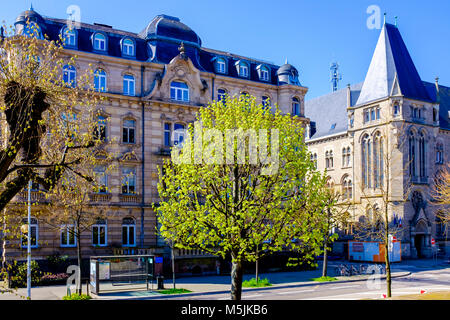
left=322, top=237, right=328, bottom=277
left=385, top=235, right=392, bottom=298
left=171, top=245, right=176, bottom=290
left=76, top=220, right=82, bottom=295
left=1, top=209, right=6, bottom=270
left=255, top=247, right=259, bottom=283
left=230, top=258, right=244, bottom=300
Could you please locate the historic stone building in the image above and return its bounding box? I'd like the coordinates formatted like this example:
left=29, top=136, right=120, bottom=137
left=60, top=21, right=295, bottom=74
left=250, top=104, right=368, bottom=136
left=2, top=8, right=309, bottom=268
left=305, top=22, right=450, bottom=259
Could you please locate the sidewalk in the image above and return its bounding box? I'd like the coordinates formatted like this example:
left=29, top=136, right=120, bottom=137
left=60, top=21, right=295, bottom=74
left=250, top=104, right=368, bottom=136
left=3, top=259, right=443, bottom=300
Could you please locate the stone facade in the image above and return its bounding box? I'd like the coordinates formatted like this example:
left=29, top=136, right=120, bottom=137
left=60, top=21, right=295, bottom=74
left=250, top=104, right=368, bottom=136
left=2, top=9, right=308, bottom=264
left=305, top=23, right=450, bottom=259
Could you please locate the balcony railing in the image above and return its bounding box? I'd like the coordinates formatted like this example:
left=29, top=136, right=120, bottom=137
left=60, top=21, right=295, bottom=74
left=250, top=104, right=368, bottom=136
left=119, top=194, right=142, bottom=203
left=89, top=193, right=112, bottom=203
left=15, top=191, right=48, bottom=204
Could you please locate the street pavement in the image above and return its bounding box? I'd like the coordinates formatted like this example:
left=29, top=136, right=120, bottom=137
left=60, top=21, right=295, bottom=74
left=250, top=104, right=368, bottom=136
left=0, top=258, right=449, bottom=300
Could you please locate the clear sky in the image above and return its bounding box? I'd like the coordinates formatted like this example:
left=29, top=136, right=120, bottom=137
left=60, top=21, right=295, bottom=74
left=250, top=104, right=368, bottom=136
left=2, top=0, right=450, bottom=99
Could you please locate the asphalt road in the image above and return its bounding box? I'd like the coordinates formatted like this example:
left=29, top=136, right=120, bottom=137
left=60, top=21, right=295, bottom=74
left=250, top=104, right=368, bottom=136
left=161, top=266, right=450, bottom=300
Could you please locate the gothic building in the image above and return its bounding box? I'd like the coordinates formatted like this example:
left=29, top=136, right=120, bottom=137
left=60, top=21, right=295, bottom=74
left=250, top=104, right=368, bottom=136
left=305, top=22, right=450, bottom=259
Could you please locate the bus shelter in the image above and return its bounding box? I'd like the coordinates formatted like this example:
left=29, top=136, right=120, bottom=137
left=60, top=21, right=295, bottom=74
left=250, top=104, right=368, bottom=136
left=90, top=255, right=155, bottom=295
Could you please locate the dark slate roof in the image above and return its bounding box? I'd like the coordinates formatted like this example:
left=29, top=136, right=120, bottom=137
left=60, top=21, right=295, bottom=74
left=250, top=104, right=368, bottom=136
left=14, top=9, right=295, bottom=87
left=356, top=23, right=433, bottom=106
left=305, top=83, right=363, bottom=139
left=424, top=82, right=450, bottom=131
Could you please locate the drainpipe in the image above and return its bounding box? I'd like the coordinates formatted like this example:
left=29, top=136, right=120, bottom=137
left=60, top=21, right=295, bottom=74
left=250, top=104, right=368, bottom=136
left=140, top=65, right=145, bottom=248
left=211, top=77, right=215, bottom=101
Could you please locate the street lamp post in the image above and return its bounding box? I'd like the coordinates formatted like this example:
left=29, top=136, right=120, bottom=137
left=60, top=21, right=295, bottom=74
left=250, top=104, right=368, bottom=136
left=27, top=180, right=32, bottom=299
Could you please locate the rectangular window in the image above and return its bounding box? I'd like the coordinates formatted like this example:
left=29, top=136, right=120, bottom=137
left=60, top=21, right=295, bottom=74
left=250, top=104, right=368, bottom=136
left=21, top=224, right=38, bottom=248
left=61, top=225, right=76, bottom=247
left=364, top=110, right=370, bottom=123
left=94, top=166, right=107, bottom=193
left=376, top=107, right=380, bottom=119
left=92, top=224, right=107, bottom=246
left=240, top=65, right=249, bottom=77
left=164, top=123, right=171, bottom=147
left=122, top=224, right=135, bottom=247
left=123, top=76, right=135, bottom=96
left=123, top=119, right=136, bottom=144
left=94, top=116, right=107, bottom=141
left=122, top=168, right=136, bottom=194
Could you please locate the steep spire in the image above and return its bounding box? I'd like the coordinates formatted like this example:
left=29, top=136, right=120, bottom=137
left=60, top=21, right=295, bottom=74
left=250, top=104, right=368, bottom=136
left=356, top=23, right=431, bottom=106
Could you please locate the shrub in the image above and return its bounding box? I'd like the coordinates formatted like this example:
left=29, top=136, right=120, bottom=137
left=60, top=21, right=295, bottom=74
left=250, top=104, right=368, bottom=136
left=310, top=276, right=338, bottom=282
left=46, top=253, right=69, bottom=273
left=8, top=260, right=42, bottom=288
left=63, top=293, right=91, bottom=300
left=242, top=278, right=272, bottom=287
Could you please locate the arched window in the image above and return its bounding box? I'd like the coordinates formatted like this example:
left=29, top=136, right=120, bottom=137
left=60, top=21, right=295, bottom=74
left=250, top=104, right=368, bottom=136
left=61, top=224, right=76, bottom=247
left=373, top=132, right=384, bottom=188
left=262, top=96, right=270, bottom=109
left=325, top=151, right=330, bottom=169
left=122, top=217, right=136, bottom=247
left=122, top=38, right=135, bottom=56
left=63, top=65, right=76, bottom=88
left=436, top=142, right=444, bottom=164
left=258, top=65, right=270, bottom=81
left=93, top=33, right=107, bottom=51
left=292, top=97, right=301, bottom=116
left=92, top=218, right=107, bottom=246
left=342, top=147, right=351, bottom=167
left=123, top=119, right=136, bottom=144
left=23, top=22, right=43, bottom=39
left=419, top=132, right=426, bottom=179
left=362, top=134, right=371, bottom=188
left=173, top=123, right=186, bottom=147
left=237, top=61, right=249, bottom=78
left=216, top=57, right=227, bottom=74
left=21, top=218, right=38, bottom=248
left=62, top=27, right=77, bottom=47
left=342, top=175, right=352, bottom=200
left=123, top=74, right=135, bottom=96
left=170, top=81, right=189, bottom=102
left=218, top=88, right=227, bottom=102
left=94, top=69, right=107, bottom=92
left=409, top=132, right=416, bottom=178
left=311, top=153, right=317, bottom=169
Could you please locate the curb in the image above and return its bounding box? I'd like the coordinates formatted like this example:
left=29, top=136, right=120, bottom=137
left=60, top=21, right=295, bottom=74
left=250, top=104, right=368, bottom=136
left=95, top=271, right=412, bottom=300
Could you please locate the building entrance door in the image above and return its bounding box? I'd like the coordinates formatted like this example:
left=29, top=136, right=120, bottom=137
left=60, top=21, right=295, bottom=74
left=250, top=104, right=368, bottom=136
left=415, top=234, right=424, bottom=258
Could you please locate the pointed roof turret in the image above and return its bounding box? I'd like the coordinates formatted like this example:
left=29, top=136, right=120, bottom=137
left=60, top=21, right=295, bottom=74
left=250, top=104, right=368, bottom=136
left=356, top=23, right=432, bottom=106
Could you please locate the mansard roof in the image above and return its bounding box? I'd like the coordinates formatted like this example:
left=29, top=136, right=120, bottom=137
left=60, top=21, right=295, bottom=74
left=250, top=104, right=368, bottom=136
left=14, top=9, right=301, bottom=87
left=356, top=23, right=433, bottom=106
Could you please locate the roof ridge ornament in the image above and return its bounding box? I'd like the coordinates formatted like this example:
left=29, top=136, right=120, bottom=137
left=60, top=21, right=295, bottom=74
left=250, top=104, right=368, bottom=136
left=178, top=41, right=187, bottom=60
left=383, top=12, right=387, bottom=25
left=30, top=3, right=34, bottom=11
left=395, top=16, right=398, bottom=28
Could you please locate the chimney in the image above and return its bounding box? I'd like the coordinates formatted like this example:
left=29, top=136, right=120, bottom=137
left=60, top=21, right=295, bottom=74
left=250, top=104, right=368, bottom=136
left=347, top=84, right=351, bottom=108
left=435, top=77, right=440, bottom=103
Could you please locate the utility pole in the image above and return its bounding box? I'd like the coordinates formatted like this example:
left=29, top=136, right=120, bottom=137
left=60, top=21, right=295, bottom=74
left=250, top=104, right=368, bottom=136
left=27, top=180, right=32, bottom=300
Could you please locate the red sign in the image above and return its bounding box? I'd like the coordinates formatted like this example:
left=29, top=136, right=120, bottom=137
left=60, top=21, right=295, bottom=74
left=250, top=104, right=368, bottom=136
left=431, top=238, right=435, bottom=245
left=392, top=236, right=397, bottom=242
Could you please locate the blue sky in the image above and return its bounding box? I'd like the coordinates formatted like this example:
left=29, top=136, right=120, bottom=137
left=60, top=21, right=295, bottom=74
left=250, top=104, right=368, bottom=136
left=2, top=0, right=450, bottom=99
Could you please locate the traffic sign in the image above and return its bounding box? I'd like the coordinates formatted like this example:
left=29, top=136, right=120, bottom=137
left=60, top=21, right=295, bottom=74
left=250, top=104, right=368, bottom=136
left=431, top=238, right=435, bottom=246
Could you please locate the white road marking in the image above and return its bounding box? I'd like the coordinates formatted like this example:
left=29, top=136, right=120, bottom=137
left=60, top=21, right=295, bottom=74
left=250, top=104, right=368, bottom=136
left=242, top=294, right=263, bottom=299
left=329, top=285, right=359, bottom=290
left=277, top=289, right=315, bottom=295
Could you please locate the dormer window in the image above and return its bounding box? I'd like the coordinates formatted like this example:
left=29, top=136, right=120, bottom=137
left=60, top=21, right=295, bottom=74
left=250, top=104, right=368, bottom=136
left=292, top=97, right=301, bottom=116
left=62, top=27, right=77, bottom=47
left=257, top=65, right=270, bottom=82
left=93, top=33, right=107, bottom=51
left=170, top=81, right=189, bottom=102
left=121, top=38, right=135, bottom=57
left=216, top=57, right=227, bottom=74
left=23, top=22, right=43, bottom=39
left=236, top=61, right=249, bottom=78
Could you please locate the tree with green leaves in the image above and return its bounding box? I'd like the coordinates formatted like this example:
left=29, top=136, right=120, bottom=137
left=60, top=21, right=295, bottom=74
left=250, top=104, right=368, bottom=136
left=154, top=94, right=329, bottom=300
